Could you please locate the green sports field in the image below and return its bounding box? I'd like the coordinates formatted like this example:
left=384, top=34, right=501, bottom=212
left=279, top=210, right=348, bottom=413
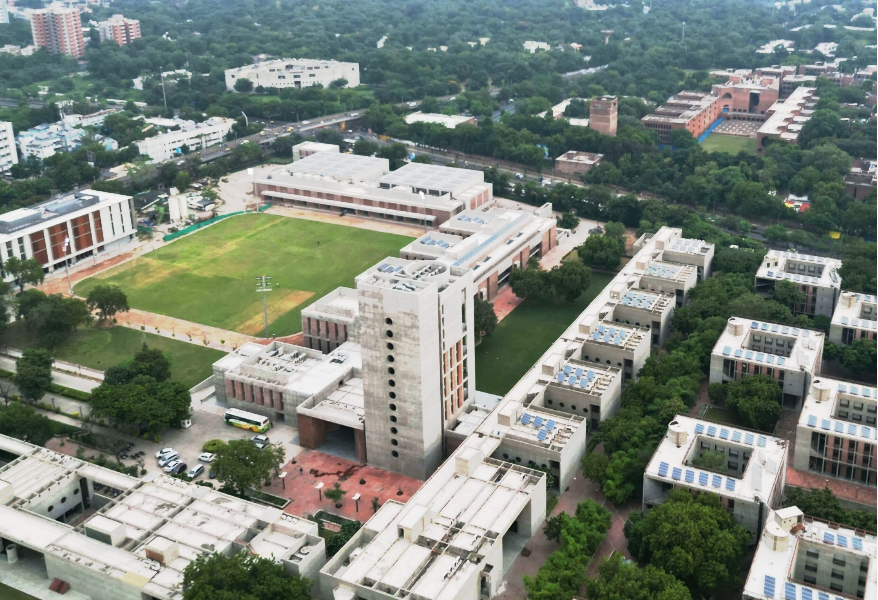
left=700, top=133, right=756, bottom=155
left=74, top=214, right=413, bottom=336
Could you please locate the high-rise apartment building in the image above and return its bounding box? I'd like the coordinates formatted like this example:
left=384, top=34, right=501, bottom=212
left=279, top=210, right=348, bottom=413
left=30, top=6, right=84, bottom=58
left=97, top=14, right=141, bottom=46
left=0, top=121, right=17, bottom=174
left=589, top=95, right=618, bottom=137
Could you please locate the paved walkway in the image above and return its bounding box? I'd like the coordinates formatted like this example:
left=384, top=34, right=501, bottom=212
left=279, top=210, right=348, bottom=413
left=0, top=355, right=101, bottom=393
left=118, top=308, right=263, bottom=351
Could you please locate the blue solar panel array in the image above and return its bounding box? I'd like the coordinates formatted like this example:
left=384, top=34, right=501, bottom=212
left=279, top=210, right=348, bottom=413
left=377, top=263, right=405, bottom=274
left=658, top=462, right=669, bottom=477
left=778, top=582, right=847, bottom=600
left=671, top=467, right=682, bottom=481
left=804, top=413, right=877, bottom=441
left=646, top=263, right=682, bottom=279
left=419, top=236, right=452, bottom=249
left=695, top=423, right=705, bottom=434
left=765, top=575, right=776, bottom=598
left=521, top=413, right=531, bottom=425
left=589, top=324, right=632, bottom=346
left=764, top=270, right=820, bottom=285
left=555, top=365, right=600, bottom=390
left=621, top=291, right=657, bottom=311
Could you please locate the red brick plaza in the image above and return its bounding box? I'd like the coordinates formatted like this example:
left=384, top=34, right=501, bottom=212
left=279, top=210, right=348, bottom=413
left=265, top=449, right=424, bottom=522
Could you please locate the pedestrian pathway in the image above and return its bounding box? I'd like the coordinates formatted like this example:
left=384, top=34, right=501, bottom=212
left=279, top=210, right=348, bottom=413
left=118, top=308, right=263, bottom=351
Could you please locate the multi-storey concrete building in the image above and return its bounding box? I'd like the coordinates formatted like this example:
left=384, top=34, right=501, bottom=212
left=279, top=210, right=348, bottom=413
left=135, top=117, right=234, bottom=163
left=845, top=158, right=876, bottom=200
left=755, top=250, right=842, bottom=317
left=0, top=120, right=17, bottom=173
left=756, top=86, right=819, bottom=153
left=17, top=122, right=87, bottom=159
left=291, top=141, right=339, bottom=161
left=605, top=284, right=676, bottom=346
left=0, top=190, right=134, bottom=280
left=633, top=230, right=714, bottom=283
left=225, top=58, right=360, bottom=91
left=643, top=416, right=788, bottom=534
left=578, top=316, right=651, bottom=383
left=97, top=14, right=141, bottom=46
left=554, top=150, right=603, bottom=175
left=742, top=506, right=877, bottom=600
left=829, top=291, right=877, bottom=346
left=637, top=260, right=698, bottom=307
left=301, top=287, right=359, bottom=353
left=641, top=91, right=721, bottom=144
left=31, top=6, right=84, bottom=58
left=712, top=73, right=780, bottom=122
left=793, top=377, right=877, bottom=487
left=255, top=151, right=493, bottom=227
left=0, top=434, right=326, bottom=600
left=588, top=96, right=618, bottom=137
left=710, top=317, right=824, bottom=408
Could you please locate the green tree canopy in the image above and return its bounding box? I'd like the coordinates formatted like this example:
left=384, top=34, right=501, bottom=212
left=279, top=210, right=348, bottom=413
left=182, top=550, right=312, bottom=600
left=586, top=553, right=692, bottom=600
left=213, top=438, right=284, bottom=497
left=577, top=222, right=626, bottom=269
left=839, top=338, right=876, bottom=375
left=90, top=379, right=191, bottom=434
left=14, top=348, right=53, bottom=404
left=725, top=374, right=782, bottom=431
left=473, top=297, right=497, bottom=342
left=86, top=284, right=130, bottom=321
left=0, top=402, right=56, bottom=446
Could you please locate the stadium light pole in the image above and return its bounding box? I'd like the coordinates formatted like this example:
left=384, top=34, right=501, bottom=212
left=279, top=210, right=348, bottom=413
left=256, top=275, right=272, bottom=339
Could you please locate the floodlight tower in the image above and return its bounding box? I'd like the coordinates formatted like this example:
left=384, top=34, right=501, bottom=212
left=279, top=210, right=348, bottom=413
left=255, top=275, right=273, bottom=338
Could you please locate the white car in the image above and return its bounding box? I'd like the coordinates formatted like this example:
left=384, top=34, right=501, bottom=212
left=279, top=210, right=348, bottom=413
left=155, top=447, right=175, bottom=459
left=158, top=452, right=179, bottom=467
left=514, top=173, right=524, bottom=179
left=163, top=459, right=182, bottom=473
left=188, top=464, right=204, bottom=478
left=350, top=112, right=359, bottom=117
left=302, top=120, right=311, bottom=125
left=198, top=452, right=216, bottom=463
left=251, top=434, right=270, bottom=449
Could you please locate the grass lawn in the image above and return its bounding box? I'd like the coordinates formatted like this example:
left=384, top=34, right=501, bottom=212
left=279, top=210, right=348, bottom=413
left=475, top=272, right=614, bottom=396
left=700, top=134, right=756, bottom=155
left=2, top=322, right=225, bottom=388
left=0, top=583, right=37, bottom=600
left=74, top=214, right=413, bottom=336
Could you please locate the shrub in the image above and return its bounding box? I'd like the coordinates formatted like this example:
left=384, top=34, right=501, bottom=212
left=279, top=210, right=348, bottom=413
left=203, top=439, right=227, bottom=453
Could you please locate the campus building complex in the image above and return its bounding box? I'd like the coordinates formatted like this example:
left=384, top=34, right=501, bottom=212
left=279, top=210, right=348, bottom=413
left=254, top=150, right=493, bottom=227
left=641, top=91, right=721, bottom=144
left=225, top=58, right=360, bottom=91
left=17, top=122, right=88, bottom=159
left=97, top=14, right=141, bottom=46
left=711, top=71, right=780, bottom=122
left=0, top=190, right=135, bottom=281
left=643, top=416, right=788, bottom=534
left=0, top=434, right=326, bottom=600
left=710, top=317, right=824, bottom=408
left=30, top=6, right=84, bottom=58
left=756, top=86, right=819, bottom=153
left=755, top=250, right=842, bottom=317
left=829, top=291, right=877, bottom=346
left=0, top=120, right=17, bottom=173
left=742, top=506, right=877, bottom=600
left=134, top=117, right=235, bottom=163
left=588, top=96, right=618, bottom=137
left=793, top=378, right=877, bottom=487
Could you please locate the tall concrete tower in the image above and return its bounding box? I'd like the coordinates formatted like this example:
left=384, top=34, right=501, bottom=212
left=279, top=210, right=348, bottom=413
left=357, top=258, right=476, bottom=480
left=589, top=96, right=618, bottom=137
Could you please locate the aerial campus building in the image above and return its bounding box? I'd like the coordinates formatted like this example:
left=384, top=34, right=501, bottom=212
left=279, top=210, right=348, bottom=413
left=742, top=506, right=877, bottom=600
left=254, top=149, right=494, bottom=227
left=642, top=415, right=789, bottom=534
left=0, top=434, right=326, bottom=600
left=829, top=291, right=877, bottom=346
left=756, top=86, right=819, bottom=154
left=640, top=91, right=721, bottom=145
left=0, top=120, right=17, bottom=173
left=755, top=250, right=843, bottom=318
left=135, top=117, right=235, bottom=163
left=0, top=190, right=135, bottom=282
left=225, top=58, right=360, bottom=92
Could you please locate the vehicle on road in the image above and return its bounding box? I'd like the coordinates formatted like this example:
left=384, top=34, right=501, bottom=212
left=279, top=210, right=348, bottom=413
left=156, top=447, right=175, bottom=459
left=224, top=408, right=271, bottom=433
left=208, top=468, right=217, bottom=479
left=302, top=120, right=311, bottom=125
left=198, top=452, right=216, bottom=462
left=224, top=147, right=231, bottom=151
left=251, top=434, right=270, bottom=449
left=541, top=178, right=552, bottom=186
left=158, top=452, right=179, bottom=467
left=350, top=112, right=359, bottom=117
left=514, top=173, right=524, bottom=179
left=188, top=464, right=204, bottom=478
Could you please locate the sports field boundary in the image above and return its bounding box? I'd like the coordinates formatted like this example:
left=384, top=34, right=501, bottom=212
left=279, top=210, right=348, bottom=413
left=163, top=204, right=271, bottom=242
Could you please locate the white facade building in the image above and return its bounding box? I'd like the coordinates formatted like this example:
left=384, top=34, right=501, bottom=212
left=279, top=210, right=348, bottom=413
left=135, top=117, right=234, bottom=163
left=0, top=190, right=134, bottom=279
left=755, top=250, right=843, bottom=317
left=225, top=58, right=360, bottom=92
left=829, top=291, right=877, bottom=346
left=0, top=120, right=17, bottom=172
left=17, top=122, right=88, bottom=159
left=523, top=40, right=551, bottom=53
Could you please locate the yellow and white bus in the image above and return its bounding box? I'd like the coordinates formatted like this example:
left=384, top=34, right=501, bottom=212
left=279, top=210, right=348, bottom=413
left=224, top=409, right=271, bottom=433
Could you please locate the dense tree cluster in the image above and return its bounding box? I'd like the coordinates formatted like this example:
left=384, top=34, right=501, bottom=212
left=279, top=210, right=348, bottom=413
left=576, top=221, right=626, bottom=269
left=182, top=551, right=312, bottom=600
left=510, top=257, right=592, bottom=303
left=213, top=438, right=285, bottom=498
left=782, top=487, right=877, bottom=533
left=16, top=289, right=91, bottom=347
left=586, top=553, right=692, bottom=600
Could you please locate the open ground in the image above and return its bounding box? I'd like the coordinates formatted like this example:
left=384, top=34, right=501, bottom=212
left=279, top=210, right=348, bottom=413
left=74, top=214, right=413, bottom=337
left=701, top=132, right=757, bottom=154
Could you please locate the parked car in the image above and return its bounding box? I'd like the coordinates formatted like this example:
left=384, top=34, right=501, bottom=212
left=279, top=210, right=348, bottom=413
left=163, top=459, right=182, bottom=473
left=208, top=468, right=217, bottom=479
left=198, top=452, right=216, bottom=463
left=188, top=464, right=204, bottom=478
left=251, top=434, right=270, bottom=449
left=158, top=452, right=179, bottom=467
left=156, top=447, right=176, bottom=459
left=169, top=462, right=187, bottom=475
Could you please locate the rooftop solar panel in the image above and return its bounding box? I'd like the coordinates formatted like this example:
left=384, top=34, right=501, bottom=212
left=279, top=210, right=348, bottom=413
left=834, top=422, right=843, bottom=433
left=745, top=433, right=754, bottom=445
left=836, top=534, right=847, bottom=547
left=534, top=417, right=544, bottom=428
left=801, top=589, right=812, bottom=600
left=720, top=428, right=729, bottom=440
left=712, top=474, right=722, bottom=488
left=817, top=592, right=828, bottom=600
left=684, top=469, right=695, bottom=483
left=764, top=575, right=776, bottom=598
left=546, top=420, right=556, bottom=431
left=521, top=413, right=532, bottom=425
left=807, top=415, right=817, bottom=427
left=757, top=436, right=767, bottom=447
left=658, top=462, right=669, bottom=477
left=694, top=423, right=705, bottom=434
left=537, top=429, right=548, bottom=441
left=853, top=538, right=863, bottom=550
left=671, top=467, right=682, bottom=480
left=732, top=431, right=741, bottom=442
left=707, top=426, right=717, bottom=437
left=699, top=472, right=709, bottom=486
left=821, top=420, right=831, bottom=430
left=785, top=582, right=796, bottom=600
left=725, top=478, right=735, bottom=492
left=823, top=532, right=834, bottom=544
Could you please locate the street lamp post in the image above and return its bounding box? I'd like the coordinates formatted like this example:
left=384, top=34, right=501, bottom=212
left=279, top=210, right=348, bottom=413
left=255, top=275, right=273, bottom=338
left=352, top=493, right=361, bottom=513
left=280, top=471, right=288, bottom=490
left=316, top=481, right=324, bottom=501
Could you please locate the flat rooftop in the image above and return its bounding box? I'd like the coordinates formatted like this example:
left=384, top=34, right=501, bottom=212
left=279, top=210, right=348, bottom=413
left=666, top=237, right=713, bottom=256
left=301, top=287, right=359, bottom=321
left=642, top=260, right=696, bottom=283
left=0, top=191, right=127, bottom=235
left=645, top=415, right=788, bottom=503
left=582, top=321, right=649, bottom=353
left=758, top=86, right=818, bottom=137
left=613, top=288, right=675, bottom=314
left=287, top=151, right=388, bottom=180
left=798, top=377, right=877, bottom=443
left=715, top=317, right=824, bottom=373
left=832, top=291, right=877, bottom=333
left=404, top=113, right=475, bottom=129
left=757, top=249, right=842, bottom=289
left=547, top=360, right=620, bottom=397
left=378, top=162, right=484, bottom=196
left=356, top=257, right=452, bottom=294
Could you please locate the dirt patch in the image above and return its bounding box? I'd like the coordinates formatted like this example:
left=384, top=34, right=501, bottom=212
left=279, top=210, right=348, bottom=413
left=89, top=256, right=186, bottom=290
left=234, top=289, right=315, bottom=335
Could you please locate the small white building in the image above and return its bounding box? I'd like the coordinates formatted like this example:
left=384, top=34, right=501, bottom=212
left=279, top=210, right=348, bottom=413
left=742, top=506, right=877, bottom=600
left=829, top=291, right=877, bottom=346
left=636, top=259, right=699, bottom=307
left=135, top=117, right=234, bottom=163
left=404, top=112, right=477, bottom=128
left=523, top=40, right=551, bottom=53
left=0, top=120, right=17, bottom=173
left=755, top=250, right=843, bottom=317
left=643, top=416, right=788, bottom=533
left=224, top=58, right=360, bottom=92
left=291, top=141, right=339, bottom=161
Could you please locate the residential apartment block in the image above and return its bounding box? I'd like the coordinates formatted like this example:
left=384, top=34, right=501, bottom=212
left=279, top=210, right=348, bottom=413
left=31, top=6, right=84, bottom=58
left=588, top=95, right=618, bottom=137
left=554, top=150, right=603, bottom=176
left=756, top=86, right=819, bottom=153
left=793, top=378, right=876, bottom=487
left=135, top=117, right=234, bottom=163
left=643, top=416, right=788, bottom=533
left=0, top=190, right=134, bottom=280
left=255, top=150, right=493, bottom=227
left=710, top=317, right=824, bottom=408
left=829, top=291, right=877, bottom=345
left=755, top=250, right=842, bottom=317
left=742, top=506, right=876, bottom=600
left=97, top=14, right=141, bottom=46
left=225, top=58, right=360, bottom=91
left=641, top=91, right=721, bottom=144
left=17, top=122, right=87, bottom=159
left=0, top=120, right=17, bottom=173
left=0, top=434, right=326, bottom=600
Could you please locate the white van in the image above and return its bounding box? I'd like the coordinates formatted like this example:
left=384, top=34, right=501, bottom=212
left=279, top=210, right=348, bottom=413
left=188, top=464, right=204, bottom=479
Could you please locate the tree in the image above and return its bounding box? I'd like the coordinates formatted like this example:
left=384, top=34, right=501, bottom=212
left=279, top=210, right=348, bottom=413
left=669, top=129, right=697, bottom=149
left=0, top=402, right=56, bottom=446
left=324, top=481, right=347, bottom=504
left=577, top=222, right=626, bottom=269
left=411, top=154, right=432, bottom=164
left=173, top=170, right=191, bottom=191
left=86, top=285, right=129, bottom=321
left=771, top=280, right=804, bottom=310
left=132, top=345, right=172, bottom=382
left=25, top=294, right=91, bottom=347
left=782, top=487, right=876, bottom=532
left=14, top=348, right=53, bottom=404
left=691, top=450, right=727, bottom=473
left=213, top=438, right=284, bottom=497
left=549, top=260, right=592, bottom=302
left=5, top=257, right=45, bottom=291
left=557, top=211, right=579, bottom=230
left=839, top=338, right=876, bottom=375
left=326, top=520, right=362, bottom=557
left=725, top=375, right=782, bottom=431
left=90, top=379, right=191, bottom=434
left=182, top=550, right=312, bottom=600
left=586, top=553, right=691, bottom=600
left=234, top=77, right=254, bottom=93
left=628, top=489, right=751, bottom=599
left=473, top=297, right=497, bottom=342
